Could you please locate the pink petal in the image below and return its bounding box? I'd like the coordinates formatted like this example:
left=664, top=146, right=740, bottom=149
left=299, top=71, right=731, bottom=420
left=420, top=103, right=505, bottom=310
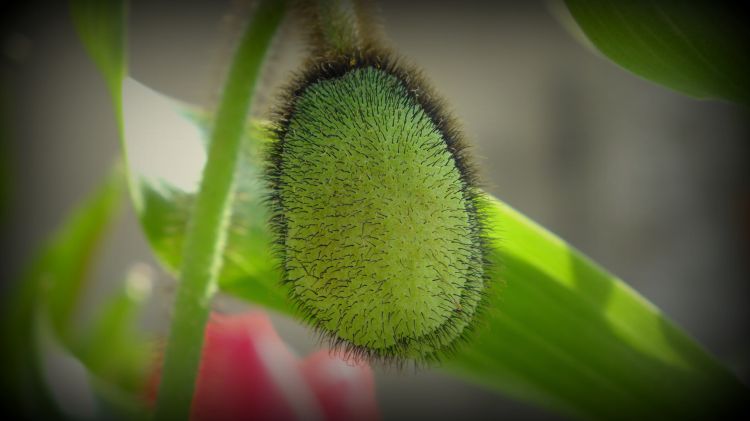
left=191, top=312, right=296, bottom=421
left=300, top=351, right=379, bottom=421
left=149, top=311, right=379, bottom=421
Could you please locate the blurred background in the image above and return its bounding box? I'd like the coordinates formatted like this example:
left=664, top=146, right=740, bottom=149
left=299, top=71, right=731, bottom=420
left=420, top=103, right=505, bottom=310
left=1, top=0, right=748, bottom=419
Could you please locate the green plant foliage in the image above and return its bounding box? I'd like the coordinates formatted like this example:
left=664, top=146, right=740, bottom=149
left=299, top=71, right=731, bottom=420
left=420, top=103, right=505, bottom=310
left=71, top=0, right=749, bottom=418
left=564, top=0, right=750, bottom=105
left=445, top=199, right=747, bottom=419
left=0, top=168, right=125, bottom=418
left=74, top=265, right=152, bottom=395
left=69, top=0, right=126, bottom=110
left=32, top=169, right=125, bottom=343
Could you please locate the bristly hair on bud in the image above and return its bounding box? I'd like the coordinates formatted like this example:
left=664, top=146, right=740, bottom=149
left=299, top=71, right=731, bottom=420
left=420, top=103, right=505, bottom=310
left=265, top=0, right=491, bottom=365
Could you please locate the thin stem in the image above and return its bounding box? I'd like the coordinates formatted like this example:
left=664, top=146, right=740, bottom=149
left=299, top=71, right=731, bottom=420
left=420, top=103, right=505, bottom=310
left=154, top=1, right=286, bottom=419
left=313, top=0, right=365, bottom=54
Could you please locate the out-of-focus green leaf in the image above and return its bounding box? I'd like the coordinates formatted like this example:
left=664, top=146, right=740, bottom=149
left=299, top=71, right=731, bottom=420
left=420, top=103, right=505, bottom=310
left=69, top=0, right=126, bottom=111
left=564, top=1, right=750, bottom=105
left=445, top=198, right=748, bottom=420
left=75, top=264, right=153, bottom=394
left=34, top=292, right=150, bottom=421
left=0, top=167, right=125, bottom=418
left=44, top=169, right=126, bottom=343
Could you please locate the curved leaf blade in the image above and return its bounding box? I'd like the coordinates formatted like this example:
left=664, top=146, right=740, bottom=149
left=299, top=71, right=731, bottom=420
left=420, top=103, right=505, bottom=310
left=70, top=0, right=127, bottom=112
left=564, top=0, right=750, bottom=105
left=445, top=198, right=748, bottom=420
left=0, top=168, right=125, bottom=418
left=75, top=265, right=153, bottom=395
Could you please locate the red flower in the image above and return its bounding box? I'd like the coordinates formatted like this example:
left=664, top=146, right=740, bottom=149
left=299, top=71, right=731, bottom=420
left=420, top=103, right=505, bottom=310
left=149, top=312, right=379, bottom=421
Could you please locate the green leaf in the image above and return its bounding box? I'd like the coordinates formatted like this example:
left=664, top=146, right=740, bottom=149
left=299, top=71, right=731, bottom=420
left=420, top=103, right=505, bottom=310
left=564, top=0, right=750, bottom=105
left=45, top=170, right=126, bottom=343
left=445, top=198, right=748, bottom=420
left=75, top=264, right=153, bottom=395
left=0, top=166, right=150, bottom=420
left=0, top=167, right=125, bottom=418
left=34, top=302, right=151, bottom=421
left=69, top=0, right=127, bottom=113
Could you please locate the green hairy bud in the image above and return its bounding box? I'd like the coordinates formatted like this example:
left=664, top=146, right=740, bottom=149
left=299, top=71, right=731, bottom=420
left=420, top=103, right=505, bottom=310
left=268, top=51, right=489, bottom=363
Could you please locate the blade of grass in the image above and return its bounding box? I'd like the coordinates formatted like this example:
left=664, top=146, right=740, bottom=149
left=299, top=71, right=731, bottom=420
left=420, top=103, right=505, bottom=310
left=153, top=1, right=287, bottom=419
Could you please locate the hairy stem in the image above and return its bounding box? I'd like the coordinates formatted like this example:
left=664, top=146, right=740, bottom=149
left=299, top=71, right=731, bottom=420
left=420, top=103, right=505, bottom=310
left=154, top=1, right=286, bottom=419
left=313, top=0, right=366, bottom=53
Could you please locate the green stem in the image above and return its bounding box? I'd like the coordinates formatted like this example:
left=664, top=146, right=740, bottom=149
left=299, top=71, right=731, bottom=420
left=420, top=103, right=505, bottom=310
left=313, top=0, right=364, bottom=53
left=154, top=1, right=286, bottom=419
